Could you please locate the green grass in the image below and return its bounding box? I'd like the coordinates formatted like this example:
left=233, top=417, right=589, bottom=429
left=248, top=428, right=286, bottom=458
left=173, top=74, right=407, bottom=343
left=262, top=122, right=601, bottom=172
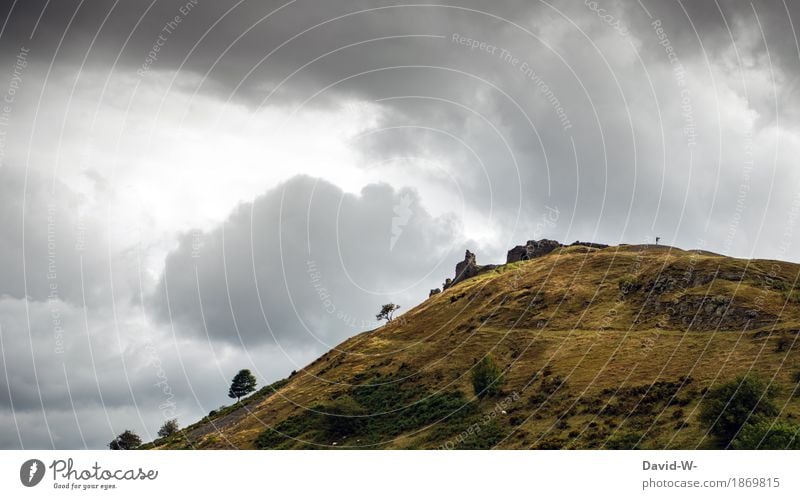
left=783, top=289, right=800, bottom=303
left=255, top=371, right=481, bottom=448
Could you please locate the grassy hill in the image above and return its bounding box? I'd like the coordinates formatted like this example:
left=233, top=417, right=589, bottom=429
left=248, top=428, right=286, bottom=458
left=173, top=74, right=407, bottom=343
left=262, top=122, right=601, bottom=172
left=150, top=244, right=800, bottom=449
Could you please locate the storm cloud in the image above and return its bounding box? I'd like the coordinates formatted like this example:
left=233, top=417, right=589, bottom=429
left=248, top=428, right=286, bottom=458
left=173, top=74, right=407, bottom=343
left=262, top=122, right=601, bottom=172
left=151, top=175, right=465, bottom=349
left=2, top=0, right=800, bottom=449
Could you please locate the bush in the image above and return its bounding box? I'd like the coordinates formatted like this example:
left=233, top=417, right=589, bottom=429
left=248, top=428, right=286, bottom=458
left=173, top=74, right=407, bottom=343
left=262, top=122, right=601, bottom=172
left=255, top=369, right=482, bottom=448
left=472, top=356, right=505, bottom=398
left=108, top=430, right=142, bottom=450
left=775, top=337, right=792, bottom=353
left=618, top=275, right=640, bottom=295
left=456, top=421, right=504, bottom=449
left=699, top=376, right=778, bottom=447
left=158, top=419, right=179, bottom=438
left=782, top=290, right=800, bottom=303
left=732, top=420, right=800, bottom=449
left=322, top=398, right=366, bottom=439
left=606, top=432, right=643, bottom=450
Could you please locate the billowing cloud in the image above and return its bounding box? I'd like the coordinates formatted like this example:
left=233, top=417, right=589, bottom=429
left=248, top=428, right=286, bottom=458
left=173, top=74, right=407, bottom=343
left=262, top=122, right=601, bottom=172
left=150, top=175, right=466, bottom=350
left=3, top=0, right=800, bottom=450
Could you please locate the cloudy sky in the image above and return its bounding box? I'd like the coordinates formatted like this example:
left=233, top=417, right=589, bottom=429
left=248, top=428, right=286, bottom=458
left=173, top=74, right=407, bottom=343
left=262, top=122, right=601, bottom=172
left=1, top=0, right=800, bottom=449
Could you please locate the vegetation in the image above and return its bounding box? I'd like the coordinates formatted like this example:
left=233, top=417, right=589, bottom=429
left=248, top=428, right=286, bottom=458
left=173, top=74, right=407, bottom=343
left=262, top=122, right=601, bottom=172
left=606, top=432, right=644, bottom=450
left=698, top=376, right=778, bottom=447
left=732, top=420, right=800, bottom=449
left=157, top=419, right=179, bottom=438
left=151, top=246, right=800, bottom=449
left=376, top=303, right=401, bottom=322
left=471, top=355, right=505, bottom=398
left=228, top=369, right=257, bottom=402
left=109, top=430, right=142, bottom=450
left=617, top=274, right=640, bottom=294
left=455, top=421, right=504, bottom=449
left=782, top=289, right=800, bottom=303
left=255, top=371, right=481, bottom=448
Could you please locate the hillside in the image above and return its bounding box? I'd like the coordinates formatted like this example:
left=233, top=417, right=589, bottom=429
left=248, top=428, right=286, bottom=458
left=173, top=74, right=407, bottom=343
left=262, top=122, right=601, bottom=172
left=150, top=243, right=800, bottom=449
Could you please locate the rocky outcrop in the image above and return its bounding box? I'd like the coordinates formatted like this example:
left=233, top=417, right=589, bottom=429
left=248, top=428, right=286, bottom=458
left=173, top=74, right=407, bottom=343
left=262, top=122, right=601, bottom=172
left=443, top=250, right=497, bottom=290
left=506, top=239, right=562, bottom=263
left=437, top=239, right=606, bottom=293
left=569, top=240, right=608, bottom=250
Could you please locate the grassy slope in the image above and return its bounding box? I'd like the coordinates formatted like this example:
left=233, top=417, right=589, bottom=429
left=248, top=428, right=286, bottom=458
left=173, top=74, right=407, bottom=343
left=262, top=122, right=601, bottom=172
left=152, top=244, right=800, bottom=449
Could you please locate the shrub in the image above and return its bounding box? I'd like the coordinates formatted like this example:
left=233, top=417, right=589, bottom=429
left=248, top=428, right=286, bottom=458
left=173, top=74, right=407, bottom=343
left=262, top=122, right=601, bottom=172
left=322, top=397, right=366, bottom=439
left=158, top=419, right=179, bottom=438
left=618, top=275, right=640, bottom=295
left=732, top=420, right=800, bottom=449
left=699, top=376, right=778, bottom=447
left=472, top=356, right=505, bottom=398
left=606, top=432, right=643, bottom=450
left=108, top=430, right=142, bottom=450
left=456, top=421, right=504, bottom=449
left=775, top=337, right=792, bottom=353
left=255, top=369, right=482, bottom=448
left=782, top=289, right=800, bottom=303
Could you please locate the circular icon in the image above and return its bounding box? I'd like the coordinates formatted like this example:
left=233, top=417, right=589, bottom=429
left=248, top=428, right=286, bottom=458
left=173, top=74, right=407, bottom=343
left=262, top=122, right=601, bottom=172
left=20, top=459, right=45, bottom=487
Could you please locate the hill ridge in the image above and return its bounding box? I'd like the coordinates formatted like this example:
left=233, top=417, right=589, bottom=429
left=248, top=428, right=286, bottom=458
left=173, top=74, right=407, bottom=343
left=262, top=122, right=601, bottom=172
left=149, top=242, right=800, bottom=449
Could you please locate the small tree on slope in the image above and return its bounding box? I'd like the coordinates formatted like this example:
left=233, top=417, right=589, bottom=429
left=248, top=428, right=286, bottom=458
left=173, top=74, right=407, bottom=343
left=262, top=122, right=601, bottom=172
left=228, top=369, right=257, bottom=403
left=376, top=303, right=401, bottom=323
left=472, top=356, right=504, bottom=399
left=108, top=430, right=142, bottom=450
left=158, top=419, right=179, bottom=438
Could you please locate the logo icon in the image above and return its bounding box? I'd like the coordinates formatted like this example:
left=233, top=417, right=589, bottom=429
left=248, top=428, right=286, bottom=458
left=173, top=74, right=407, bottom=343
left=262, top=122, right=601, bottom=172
left=20, top=459, right=45, bottom=487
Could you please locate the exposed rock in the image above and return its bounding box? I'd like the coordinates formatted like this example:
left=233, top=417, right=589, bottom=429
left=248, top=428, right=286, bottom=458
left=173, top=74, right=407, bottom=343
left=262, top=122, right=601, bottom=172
left=429, top=288, right=441, bottom=297
left=437, top=239, right=606, bottom=294
left=443, top=250, right=497, bottom=290
left=455, top=250, right=478, bottom=282
left=506, top=239, right=563, bottom=263
left=569, top=240, right=609, bottom=250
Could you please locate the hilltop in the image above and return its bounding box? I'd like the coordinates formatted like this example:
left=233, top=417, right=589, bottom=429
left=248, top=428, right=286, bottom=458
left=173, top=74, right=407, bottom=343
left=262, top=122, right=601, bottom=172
left=149, top=242, right=800, bottom=449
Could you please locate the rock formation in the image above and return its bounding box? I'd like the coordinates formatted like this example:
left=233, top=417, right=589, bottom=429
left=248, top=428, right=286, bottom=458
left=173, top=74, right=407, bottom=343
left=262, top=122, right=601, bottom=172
left=568, top=240, right=608, bottom=250
left=506, top=239, right=562, bottom=263
left=442, top=250, right=497, bottom=290
left=435, top=239, right=607, bottom=295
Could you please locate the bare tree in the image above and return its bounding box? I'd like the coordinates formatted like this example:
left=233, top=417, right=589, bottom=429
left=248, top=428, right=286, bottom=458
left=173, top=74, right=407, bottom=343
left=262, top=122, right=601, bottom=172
left=376, top=303, right=401, bottom=322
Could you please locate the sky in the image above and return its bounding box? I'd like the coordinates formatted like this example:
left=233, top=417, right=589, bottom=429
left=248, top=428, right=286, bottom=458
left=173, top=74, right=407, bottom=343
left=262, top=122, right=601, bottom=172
left=1, top=0, right=800, bottom=449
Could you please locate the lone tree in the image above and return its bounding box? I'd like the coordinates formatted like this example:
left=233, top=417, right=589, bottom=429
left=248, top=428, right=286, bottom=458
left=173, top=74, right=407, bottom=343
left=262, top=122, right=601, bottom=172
left=472, top=355, right=505, bottom=399
left=376, top=303, right=401, bottom=323
left=228, top=369, right=257, bottom=403
left=699, top=375, right=778, bottom=447
left=157, top=419, right=179, bottom=438
left=108, top=430, right=142, bottom=450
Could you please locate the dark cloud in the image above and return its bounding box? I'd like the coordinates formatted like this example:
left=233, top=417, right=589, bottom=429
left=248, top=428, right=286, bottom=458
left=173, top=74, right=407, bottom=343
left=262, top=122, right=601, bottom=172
left=3, top=0, right=800, bottom=450
left=150, top=175, right=465, bottom=349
